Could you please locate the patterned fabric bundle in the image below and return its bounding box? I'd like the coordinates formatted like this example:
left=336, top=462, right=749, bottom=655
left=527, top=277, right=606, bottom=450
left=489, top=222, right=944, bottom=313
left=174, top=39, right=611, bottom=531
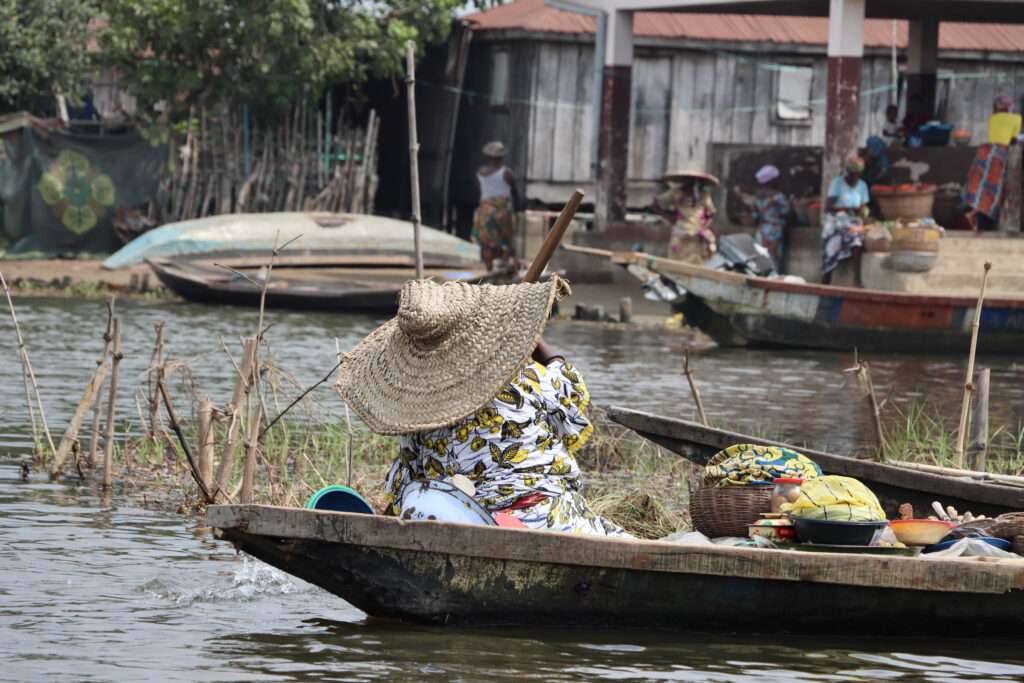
left=702, top=444, right=821, bottom=487
left=384, top=359, right=628, bottom=536
left=781, top=475, right=886, bottom=522
left=962, top=143, right=1009, bottom=220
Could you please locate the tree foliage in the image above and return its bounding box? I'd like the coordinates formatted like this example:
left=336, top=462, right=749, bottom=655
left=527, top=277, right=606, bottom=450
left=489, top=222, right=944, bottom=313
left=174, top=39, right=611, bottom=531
left=0, top=0, right=98, bottom=114
left=97, top=0, right=462, bottom=116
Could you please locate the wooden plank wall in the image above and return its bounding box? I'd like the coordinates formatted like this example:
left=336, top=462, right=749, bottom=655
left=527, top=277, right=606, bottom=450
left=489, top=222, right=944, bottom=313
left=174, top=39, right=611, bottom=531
left=512, top=40, right=1024, bottom=185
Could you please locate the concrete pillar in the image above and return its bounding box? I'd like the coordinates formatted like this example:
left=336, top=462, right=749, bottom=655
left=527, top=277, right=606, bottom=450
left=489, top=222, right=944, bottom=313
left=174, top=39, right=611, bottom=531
left=595, top=9, right=632, bottom=231
left=907, top=18, right=939, bottom=119
left=823, top=0, right=864, bottom=198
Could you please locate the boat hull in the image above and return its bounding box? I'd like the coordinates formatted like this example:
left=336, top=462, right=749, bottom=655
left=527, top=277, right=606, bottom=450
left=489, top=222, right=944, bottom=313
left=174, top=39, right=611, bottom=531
left=208, top=505, right=1024, bottom=633
left=626, top=256, right=1024, bottom=353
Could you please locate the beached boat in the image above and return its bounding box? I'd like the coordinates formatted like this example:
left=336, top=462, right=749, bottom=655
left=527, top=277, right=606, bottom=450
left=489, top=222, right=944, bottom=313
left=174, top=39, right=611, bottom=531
left=207, top=504, right=1024, bottom=632
left=104, top=212, right=481, bottom=269
left=582, top=248, right=1024, bottom=353
left=609, top=407, right=1024, bottom=517
left=147, top=256, right=493, bottom=313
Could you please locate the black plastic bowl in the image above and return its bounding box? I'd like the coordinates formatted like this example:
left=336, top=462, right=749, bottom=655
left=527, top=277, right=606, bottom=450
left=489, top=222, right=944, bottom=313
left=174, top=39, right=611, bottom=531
left=791, top=517, right=888, bottom=546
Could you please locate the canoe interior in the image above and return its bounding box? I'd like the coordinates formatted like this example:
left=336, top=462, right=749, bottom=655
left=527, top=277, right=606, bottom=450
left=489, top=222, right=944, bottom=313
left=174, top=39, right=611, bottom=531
left=608, top=407, right=1024, bottom=518
left=210, top=505, right=1024, bottom=634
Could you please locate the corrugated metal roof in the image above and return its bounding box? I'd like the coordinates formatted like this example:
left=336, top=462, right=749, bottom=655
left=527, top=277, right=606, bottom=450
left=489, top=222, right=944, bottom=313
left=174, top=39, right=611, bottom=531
left=465, top=0, right=1024, bottom=53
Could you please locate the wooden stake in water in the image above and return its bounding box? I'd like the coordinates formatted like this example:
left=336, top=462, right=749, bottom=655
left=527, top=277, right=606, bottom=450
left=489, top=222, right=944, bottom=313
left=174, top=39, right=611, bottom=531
left=197, top=397, right=215, bottom=492
left=1, top=270, right=57, bottom=461
left=89, top=298, right=115, bottom=468
left=956, top=262, right=992, bottom=467
left=102, top=318, right=123, bottom=489
left=968, top=367, right=991, bottom=472
left=406, top=40, right=424, bottom=279
left=682, top=351, right=709, bottom=426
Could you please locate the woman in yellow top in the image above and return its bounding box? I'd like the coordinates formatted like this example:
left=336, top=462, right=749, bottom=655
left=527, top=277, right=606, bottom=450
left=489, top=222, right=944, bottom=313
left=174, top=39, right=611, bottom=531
left=962, top=95, right=1021, bottom=230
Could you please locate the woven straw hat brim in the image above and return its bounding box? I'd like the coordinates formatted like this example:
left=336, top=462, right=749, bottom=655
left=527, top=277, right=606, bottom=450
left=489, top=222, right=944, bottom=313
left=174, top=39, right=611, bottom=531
left=337, top=277, right=568, bottom=435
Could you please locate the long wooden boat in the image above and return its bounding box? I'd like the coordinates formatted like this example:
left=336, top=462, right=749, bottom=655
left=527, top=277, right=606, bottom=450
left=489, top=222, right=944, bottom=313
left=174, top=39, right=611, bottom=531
left=208, top=504, right=1024, bottom=633
left=609, top=407, right=1024, bottom=517
left=104, top=212, right=481, bottom=269
left=585, top=247, right=1024, bottom=353
left=147, top=256, right=494, bottom=313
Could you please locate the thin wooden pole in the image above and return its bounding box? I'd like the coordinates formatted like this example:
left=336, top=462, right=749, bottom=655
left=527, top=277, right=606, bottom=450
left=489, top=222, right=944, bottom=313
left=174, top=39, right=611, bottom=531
left=214, top=338, right=256, bottom=501
left=956, top=262, right=992, bottom=467
left=50, top=363, right=110, bottom=478
left=523, top=189, right=585, bottom=282
left=406, top=40, right=424, bottom=279
left=197, top=397, right=214, bottom=491
left=968, top=367, right=991, bottom=473
left=89, top=298, right=115, bottom=467
left=858, top=361, right=887, bottom=462
left=682, top=351, right=709, bottom=426
left=240, top=404, right=263, bottom=504
left=147, top=322, right=165, bottom=438
left=1, top=270, right=57, bottom=460
left=102, top=318, right=123, bottom=489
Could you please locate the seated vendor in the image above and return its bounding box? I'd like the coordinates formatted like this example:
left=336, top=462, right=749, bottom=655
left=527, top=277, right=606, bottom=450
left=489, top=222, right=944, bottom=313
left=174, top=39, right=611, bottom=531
left=821, top=155, right=870, bottom=288
left=336, top=277, right=628, bottom=536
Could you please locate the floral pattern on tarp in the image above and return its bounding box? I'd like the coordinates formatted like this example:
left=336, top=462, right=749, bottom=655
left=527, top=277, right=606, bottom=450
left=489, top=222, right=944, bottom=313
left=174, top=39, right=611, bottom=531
left=383, top=360, right=628, bottom=536
left=472, top=196, right=515, bottom=265
left=703, top=443, right=822, bottom=487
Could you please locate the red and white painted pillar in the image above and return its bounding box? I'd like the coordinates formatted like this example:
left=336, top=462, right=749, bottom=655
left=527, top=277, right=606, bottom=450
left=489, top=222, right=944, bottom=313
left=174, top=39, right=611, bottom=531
left=824, top=0, right=864, bottom=196
left=595, top=9, right=633, bottom=230
left=907, top=18, right=940, bottom=118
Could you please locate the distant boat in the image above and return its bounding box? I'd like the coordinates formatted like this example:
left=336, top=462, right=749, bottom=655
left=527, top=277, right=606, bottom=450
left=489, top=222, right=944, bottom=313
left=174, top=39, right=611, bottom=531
left=574, top=247, right=1024, bottom=353
left=147, top=255, right=498, bottom=313
left=104, top=212, right=480, bottom=269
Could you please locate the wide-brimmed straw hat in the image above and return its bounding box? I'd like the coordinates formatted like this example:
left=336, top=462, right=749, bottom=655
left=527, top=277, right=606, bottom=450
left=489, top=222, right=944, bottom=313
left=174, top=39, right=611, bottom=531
left=482, top=141, right=507, bottom=158
left=661, top=169, right=720, bottom=185
left=337, top=276, right=569, bottom=435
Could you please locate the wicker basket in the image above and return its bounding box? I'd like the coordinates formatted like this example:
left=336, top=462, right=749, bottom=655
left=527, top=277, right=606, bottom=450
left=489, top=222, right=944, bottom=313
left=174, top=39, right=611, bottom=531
left=990, top=512, right=1024, bottom=539
left=875, top=189, right=936, bottom=220
left=689, top=484, right=773, bottom=538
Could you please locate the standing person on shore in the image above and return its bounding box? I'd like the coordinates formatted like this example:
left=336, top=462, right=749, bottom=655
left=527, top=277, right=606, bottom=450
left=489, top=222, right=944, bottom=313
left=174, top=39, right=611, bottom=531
left=473, top=141, right=519, bottom=271
left=752, top=164, right=789, bottom=271
left=336, top=277, right=629, bottom=536
left=962, top=95, right=1022, bottom=230
left=821, top=155, right=870, bottom=287
left=652, top=170, right=719, bottom=263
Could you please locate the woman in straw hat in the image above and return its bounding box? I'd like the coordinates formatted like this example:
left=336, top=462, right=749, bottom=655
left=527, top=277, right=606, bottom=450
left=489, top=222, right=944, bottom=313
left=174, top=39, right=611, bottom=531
left=337, top=276, right=628, bottom=536
left=473, top=141, right=518, bottom=271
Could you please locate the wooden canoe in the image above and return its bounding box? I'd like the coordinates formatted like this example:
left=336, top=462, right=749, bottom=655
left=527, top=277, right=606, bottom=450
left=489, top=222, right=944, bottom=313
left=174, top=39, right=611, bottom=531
left=147, top=256, right=496, bottom=313
left=609, top=249, right=1024, bottom=353
left=609, top=407, right=1024, bottom=518
left=208, top=504, right=1024, bottom=633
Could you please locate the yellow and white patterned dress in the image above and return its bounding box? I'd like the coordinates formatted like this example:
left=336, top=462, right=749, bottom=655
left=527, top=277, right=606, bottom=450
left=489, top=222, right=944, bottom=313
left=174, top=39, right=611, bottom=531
left=383, top=360, right=627, bottom=536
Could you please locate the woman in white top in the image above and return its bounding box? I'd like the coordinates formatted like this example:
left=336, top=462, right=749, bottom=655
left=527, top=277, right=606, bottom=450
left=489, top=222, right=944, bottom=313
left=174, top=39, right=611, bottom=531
left=473, top=141, right=518, bottom=270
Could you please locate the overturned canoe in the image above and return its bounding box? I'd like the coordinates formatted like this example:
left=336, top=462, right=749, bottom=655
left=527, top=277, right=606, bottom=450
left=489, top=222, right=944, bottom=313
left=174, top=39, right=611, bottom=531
left=147, top=256, right=492, bottom=313
left=208, top=504, right=1024, bottom=633
left=104, top=212, right=481, bottom=269
left=609, top=407, right=1024, bottom=518
left=596, top=249, right=1024, bottom=353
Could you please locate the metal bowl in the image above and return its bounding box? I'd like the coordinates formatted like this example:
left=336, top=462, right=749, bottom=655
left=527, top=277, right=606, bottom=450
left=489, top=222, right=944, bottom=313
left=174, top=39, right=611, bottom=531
left=791, top=517, right=888, bottom=546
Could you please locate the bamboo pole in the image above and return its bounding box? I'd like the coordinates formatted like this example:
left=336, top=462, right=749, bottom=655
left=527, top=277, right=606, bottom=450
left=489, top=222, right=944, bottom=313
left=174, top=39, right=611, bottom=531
left=197, top=397, right=214, bottom=491
left=1, top=270, right=57, bottom=460
left=968, top=367, right=990, bottom=473
left=956, top=262, right=992, bottom=467
left=102, top=318, right=123, bottom=489
left=858, top=361, right=887, bottom=462
left=89, top=298, right=115, bottom=467
left=214, top=338, right=256, bottom=501
left=682, top=351, right=709, bottom=426
left=406, top=40, right=424, bottom=279
left=240, top=403, right=263, bottom=504
left=147, top=322, right=165, bottom=438
left=20, top=363, right=40, bottom=452
left=50, top=363, right=110, bottom=478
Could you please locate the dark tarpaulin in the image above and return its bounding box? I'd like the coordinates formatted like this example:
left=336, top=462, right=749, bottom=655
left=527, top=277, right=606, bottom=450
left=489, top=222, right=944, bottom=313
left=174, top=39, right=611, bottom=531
left=0, top=115, right=166, bottom=254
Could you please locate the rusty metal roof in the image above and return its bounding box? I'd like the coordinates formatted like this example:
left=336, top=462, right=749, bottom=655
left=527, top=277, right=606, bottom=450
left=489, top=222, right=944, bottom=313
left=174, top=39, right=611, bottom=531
left=466, top=0, right=1024, bottom=53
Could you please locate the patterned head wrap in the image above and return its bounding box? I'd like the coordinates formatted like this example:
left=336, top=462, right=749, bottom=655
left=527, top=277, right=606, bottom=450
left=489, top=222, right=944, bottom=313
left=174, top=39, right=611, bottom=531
left=994, top=95, right=1014, bottom=113
left=755, top=164, right=780, bottom=185
left=844, top=154, right=865, bottom=173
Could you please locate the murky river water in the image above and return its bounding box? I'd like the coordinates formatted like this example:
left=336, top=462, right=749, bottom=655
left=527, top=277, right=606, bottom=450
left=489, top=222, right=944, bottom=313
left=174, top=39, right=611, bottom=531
left=2, top=298, right=1024, bottom=681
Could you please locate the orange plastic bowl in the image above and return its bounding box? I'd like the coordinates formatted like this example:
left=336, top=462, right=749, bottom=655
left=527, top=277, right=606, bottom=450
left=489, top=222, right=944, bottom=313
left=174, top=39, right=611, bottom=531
left=889, top=519, right=955, bottom=546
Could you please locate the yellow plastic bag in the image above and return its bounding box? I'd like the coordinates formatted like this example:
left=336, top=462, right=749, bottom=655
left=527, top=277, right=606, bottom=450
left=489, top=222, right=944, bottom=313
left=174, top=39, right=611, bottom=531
left=781, top=475, right=886, bottom=521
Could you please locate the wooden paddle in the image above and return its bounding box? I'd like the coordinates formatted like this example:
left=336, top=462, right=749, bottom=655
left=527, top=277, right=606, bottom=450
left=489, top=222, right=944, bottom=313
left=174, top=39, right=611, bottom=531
left=522, top=189, right=584, bottom=283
